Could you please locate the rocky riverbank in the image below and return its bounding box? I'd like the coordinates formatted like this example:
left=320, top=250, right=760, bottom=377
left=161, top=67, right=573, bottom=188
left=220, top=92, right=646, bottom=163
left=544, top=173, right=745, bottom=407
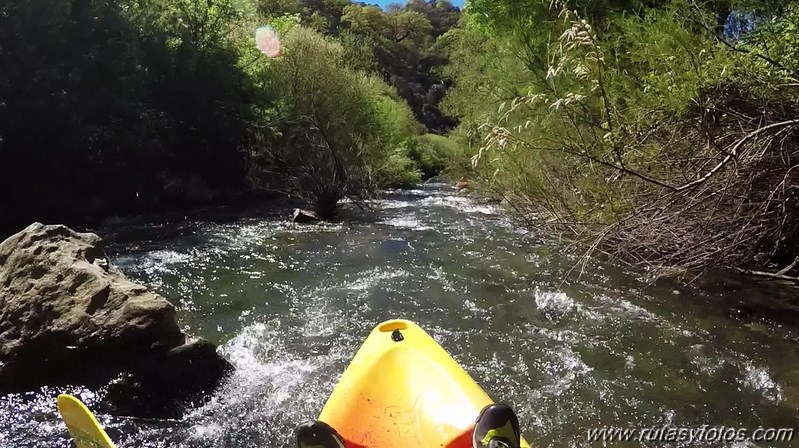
left=0, top=223, right=231, bottom=418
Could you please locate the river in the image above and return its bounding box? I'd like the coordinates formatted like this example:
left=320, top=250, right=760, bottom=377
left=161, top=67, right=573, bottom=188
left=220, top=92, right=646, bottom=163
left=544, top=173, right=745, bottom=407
left=2, top=183, right=799, bottom=447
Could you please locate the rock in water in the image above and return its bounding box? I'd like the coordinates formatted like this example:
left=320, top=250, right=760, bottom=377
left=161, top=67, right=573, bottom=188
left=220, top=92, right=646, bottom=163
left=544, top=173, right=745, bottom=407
left=0, top=223, right=231, bottom=417
left=293, top=208, right=320, bottom=224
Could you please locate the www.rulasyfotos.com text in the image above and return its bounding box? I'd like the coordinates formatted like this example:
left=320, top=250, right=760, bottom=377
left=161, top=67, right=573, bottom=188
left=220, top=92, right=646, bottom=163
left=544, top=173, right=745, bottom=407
left=587, top=425, right=794, bottom=444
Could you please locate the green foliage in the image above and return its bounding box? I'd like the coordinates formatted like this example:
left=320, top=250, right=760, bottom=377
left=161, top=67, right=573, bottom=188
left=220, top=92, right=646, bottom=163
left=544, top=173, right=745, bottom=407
left=338, top=30, right=379, bottom=73
left=406, top=0, right=461, bottom=37
left=340, top=1, right=460, bottom=132
left=407, top=134, right=460, bottom=178
left=378, top=148, right=424, bottom=189
left=250, top=26, right=422, bottom=215
left=741, top=2, right=799, bottom=74
left=343, top=5, right=432, bottom=46
left=438, top=20, right=529, bottom=124
left=259, top=28, right=377, bottom=215
left=441, top=0, right=799, bottom=271
left=0, top=0, right=458, bottom=230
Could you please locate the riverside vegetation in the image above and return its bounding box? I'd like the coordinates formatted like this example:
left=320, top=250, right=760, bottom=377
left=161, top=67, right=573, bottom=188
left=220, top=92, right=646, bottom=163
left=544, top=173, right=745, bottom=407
left=0, top=0, right=461, bottom=230
left=2, top=0, right=799, bottom=281
left=440, top=0, right=799, bottom=281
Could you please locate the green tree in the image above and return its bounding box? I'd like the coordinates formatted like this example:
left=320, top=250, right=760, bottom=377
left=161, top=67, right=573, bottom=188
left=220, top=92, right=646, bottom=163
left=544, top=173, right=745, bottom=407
left=255, top=27, right=419, bottom=217
left=341, top=2, right=458, bottom=132
left=343, top=5, right=432, bottom=45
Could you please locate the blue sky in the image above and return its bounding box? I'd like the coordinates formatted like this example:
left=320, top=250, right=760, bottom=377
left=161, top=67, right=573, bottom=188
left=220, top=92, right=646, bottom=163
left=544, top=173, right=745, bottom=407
left=372, top=0, right=465, bottom=9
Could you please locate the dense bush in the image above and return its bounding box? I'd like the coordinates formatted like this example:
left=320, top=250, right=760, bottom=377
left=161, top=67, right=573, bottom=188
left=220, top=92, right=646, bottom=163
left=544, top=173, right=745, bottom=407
left=242, top=25, right=422, bottom=216
left=378, top=147, right=424, bottom=189
left=440, top=0, right=799, bottom=277
left=407, top=134, right=460, bottom=178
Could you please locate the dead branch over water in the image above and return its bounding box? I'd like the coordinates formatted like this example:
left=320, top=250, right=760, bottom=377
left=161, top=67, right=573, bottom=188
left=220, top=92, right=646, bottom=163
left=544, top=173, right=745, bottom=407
left=479, top=67, right=799, bottom=282
left=533, top=107, right=799, bottom=281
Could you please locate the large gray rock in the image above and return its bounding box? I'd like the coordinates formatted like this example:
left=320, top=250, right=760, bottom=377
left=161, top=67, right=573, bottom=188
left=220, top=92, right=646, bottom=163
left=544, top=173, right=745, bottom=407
left=0, top=223, right=231, bottom=417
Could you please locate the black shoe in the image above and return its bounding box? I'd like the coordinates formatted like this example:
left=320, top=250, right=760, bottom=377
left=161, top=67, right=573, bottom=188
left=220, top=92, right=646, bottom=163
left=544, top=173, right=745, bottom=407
left=295, top=420, right=346, bottom=448
left=472, top=404, right=521, bottom=448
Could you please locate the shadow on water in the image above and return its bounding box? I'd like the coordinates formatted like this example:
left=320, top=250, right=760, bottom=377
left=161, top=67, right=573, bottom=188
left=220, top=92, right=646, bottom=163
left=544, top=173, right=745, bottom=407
left=2, top=183, right=799, bottom=447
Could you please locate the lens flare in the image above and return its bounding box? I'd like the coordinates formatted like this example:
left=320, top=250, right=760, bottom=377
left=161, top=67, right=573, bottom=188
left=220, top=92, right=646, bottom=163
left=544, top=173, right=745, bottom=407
left=255, top=26, right=281, bottom=58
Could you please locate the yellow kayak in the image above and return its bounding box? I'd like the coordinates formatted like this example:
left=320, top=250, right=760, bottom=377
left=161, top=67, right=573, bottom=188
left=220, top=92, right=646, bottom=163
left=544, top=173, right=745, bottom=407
left=319, top=319, right=531, bottom=448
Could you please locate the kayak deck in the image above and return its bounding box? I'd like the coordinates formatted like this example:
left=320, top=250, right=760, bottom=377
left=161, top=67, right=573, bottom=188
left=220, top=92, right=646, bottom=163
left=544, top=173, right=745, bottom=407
left=319, top=320, right=531, bottom=448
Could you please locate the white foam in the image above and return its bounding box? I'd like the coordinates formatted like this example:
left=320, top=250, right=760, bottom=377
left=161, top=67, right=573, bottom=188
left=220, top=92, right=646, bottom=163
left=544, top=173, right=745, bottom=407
left=419, top=195, right=499, bottom=215
left=688, top=344, right=726, bottom=375
left=535, top=327, right=585, bottom=345
left=535, top=290, right=578, bottom=315
left=741, top=363, right=783, bottom=402
left=378, top=216, right=433, bottom=230
left=537, top=346, right=593, bottom=398
left=345, top=268, right=409, bottom=291
left=379, top=199, right=415, bottom=210
left=609, top=299, right=659, bottom=322
left=146, top=249, right=193, bottom=265
left=182, top=321, right=342, bottom=445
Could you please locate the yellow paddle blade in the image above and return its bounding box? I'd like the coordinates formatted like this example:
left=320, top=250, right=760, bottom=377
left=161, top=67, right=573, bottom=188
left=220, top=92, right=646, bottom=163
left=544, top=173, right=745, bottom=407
left=57, top=394, right=117, bottom=448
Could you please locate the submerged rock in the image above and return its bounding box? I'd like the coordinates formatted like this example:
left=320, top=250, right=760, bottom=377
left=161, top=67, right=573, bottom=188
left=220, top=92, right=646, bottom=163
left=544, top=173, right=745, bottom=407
left=292, top=208, right=320, bottom=224
left=0, top=223, right=231, bottom=417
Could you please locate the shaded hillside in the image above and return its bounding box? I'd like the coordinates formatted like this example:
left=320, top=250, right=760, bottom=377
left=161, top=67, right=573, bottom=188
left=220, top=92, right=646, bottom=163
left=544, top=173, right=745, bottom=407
left=0, top=0, right=461, bottom=233
left=261, top=0, right=461, bottom=132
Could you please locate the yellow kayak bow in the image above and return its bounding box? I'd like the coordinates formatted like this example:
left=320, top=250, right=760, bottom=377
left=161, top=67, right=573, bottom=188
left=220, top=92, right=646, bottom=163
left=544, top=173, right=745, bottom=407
left=319, top=319, right=531, bottom=448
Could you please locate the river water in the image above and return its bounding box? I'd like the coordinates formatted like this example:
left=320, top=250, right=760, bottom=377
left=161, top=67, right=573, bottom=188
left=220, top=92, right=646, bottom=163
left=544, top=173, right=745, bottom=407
left=2, top=183, right=799, bottom=447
